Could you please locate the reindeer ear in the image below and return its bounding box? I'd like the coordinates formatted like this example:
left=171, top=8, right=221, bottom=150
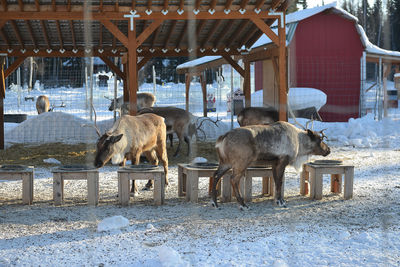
left=110, top=134, right=123, bottom=143
left=307, top=129, right=315, bottom=140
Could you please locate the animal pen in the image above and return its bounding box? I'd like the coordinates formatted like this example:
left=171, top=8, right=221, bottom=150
left=0, top=0, right=291, bottom=149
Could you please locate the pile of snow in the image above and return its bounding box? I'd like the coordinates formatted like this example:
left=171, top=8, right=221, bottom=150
left=97, top=216, right=130, bottom=232
left=288, top=87, right=327, bottom=111
left=4, top=112, right=114, bottom=144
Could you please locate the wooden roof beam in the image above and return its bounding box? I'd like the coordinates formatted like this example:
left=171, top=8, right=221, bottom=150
left=0, top=29, right=10, bottom=48
left=0, top=20, right=6, bottom=29
left=150, top=25, right=160, bottom=48
left=10, top=21, right=24, bottom=49
left=147, top=0, right=153, bottom=11
left=225, top=20, right=249, bottom=47
left=17, top=0, right=23, bottom=11
left=178, top=0, right=184, bottom=11
left=209, top=0, right=218, bottom=10
left=4, top=56, right=26, bottom=78
left=99, top=55, right=125, bottom=79
left=255, top=0, right=266, bottom=9
left=67, top=0, right=71, bottom=12
left=137, top=19, right=163, bottom=47
left=40, top=20, right=51, bottom=49
left=201, top=20, right=221, bottom=48
left=176, top=20, right=187, bottom=48
left=1, top=0, right=7, bottom=11
left=25, top=21, right=37, bottom=49
left=221, top=53, right=244, bottom=77
left=163, top=0, right=169, bottom=11
left=138, top=57, right=150, bottom=70
left=251, top=18, right=279, bottom=45
left=114, top=0, right=119, bottom=12
left=99, top=0, right=103, bottom=12
left=195, top=0, right=202, bottom=10
left=99, top=24, right=103, bottom=50
left=225, top=0, right=234, bottom=10
left=213, top=21, right=233, bottom=48
left=240, top=0, right=250, bottom=9
left=69, top=21, right=76, bottom=50
left=54, top=0, right=64, bottom=51
left=101, top=19, right=129, bottom=48
left=164, top=20, right=177, bottom=48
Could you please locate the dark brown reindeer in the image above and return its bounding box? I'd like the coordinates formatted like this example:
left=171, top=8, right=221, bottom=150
left=237, top=106, right=279, bottom=126
left=138, top=107, right=196, bottom=157
left=211, top=121, right=330, bottom=209
left=93, top=113, right=168, bottom=194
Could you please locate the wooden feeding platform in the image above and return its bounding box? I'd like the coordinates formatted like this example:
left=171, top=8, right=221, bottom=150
left=0, top=164, right=34, bottom=205
left=300, top=160, right=354, bottom=200
left=52, top=165, right=99, bottom=206
left=178, top=163, right=274, bottom=203
left=117, top=164, right=165, bottom=206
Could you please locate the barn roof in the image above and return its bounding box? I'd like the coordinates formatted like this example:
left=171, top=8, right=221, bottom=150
left=177, top=2, right=400, bottom=69
left=0, top=0, right=292, bottom=58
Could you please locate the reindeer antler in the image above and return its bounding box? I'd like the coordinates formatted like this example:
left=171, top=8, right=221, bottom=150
left=91, top=103, right=101, bottom=137
left=195, top=116, right=222, bottom=141
left=319, top=129, right=328, bottom=140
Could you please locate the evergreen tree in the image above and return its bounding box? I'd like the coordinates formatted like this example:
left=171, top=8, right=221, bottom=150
left=388, top=0, right=400, bottom=51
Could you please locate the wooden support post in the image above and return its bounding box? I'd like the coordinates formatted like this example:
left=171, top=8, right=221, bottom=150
left=128, top=28, right=137, bottom=115
left=244, top=60, right=251, bottom=108
left=200, top=72, right=207, bottom=117
left=185, top=74, right=191, bottom=111
left=278, top=17, right=287, bottom=121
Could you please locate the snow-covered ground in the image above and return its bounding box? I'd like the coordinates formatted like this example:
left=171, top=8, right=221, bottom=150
left=1, top=80, right=400, bottom=266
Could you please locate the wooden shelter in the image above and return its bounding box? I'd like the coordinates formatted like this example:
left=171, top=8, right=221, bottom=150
left=0, top=0, right=292, bottom=148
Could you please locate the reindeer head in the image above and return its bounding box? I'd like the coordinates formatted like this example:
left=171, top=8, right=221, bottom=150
left=94, top=133, right=124, bottom=168
left=306, top=129, right=330, bottom=157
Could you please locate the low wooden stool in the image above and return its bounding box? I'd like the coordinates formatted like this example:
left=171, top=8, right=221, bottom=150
left=221, top=167, right=275, bottom=203
left=52, top=166, right=99, bottom=206
left=300, top=162, right=354, bottom=200
left=118, top=166, right=165, bottom=206
left=178, top=163, right=221, bottom=203
left=0, top=165, right=34, bottom=205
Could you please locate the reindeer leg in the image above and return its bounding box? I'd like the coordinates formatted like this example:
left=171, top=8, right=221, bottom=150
left=231, top=170, right=248, bottom=210
left=130, top=151, right=142, bottom=195
left=184, top=135, right=191, bottom=156
left=273, top=156, right=289, bottom=207
left=211, top=165, right=230, bottom=208
left=173, top=132, right=184, bottom=157
left=143, top=150, right=158, bottom=190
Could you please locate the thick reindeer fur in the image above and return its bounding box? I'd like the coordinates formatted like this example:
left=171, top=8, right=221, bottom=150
left=212, top=121, right=330, bottom=209
left=108, top=92, right=156, bottom=114
left=94, top=113, right=168, bottom=193
left=36, top=95, right=50, bottom=114
left=237, top=106, right=279, bottom=126
left=138, top=107, right=195, bottom=157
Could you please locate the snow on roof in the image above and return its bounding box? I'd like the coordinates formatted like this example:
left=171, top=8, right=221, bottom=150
left=356, top=24, right=400, bottom=58
left=176, top=56, right=222, bottom=69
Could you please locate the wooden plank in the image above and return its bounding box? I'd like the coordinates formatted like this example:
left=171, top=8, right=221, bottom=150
left=300, top=168, right=308, bottom=195
left=250, top=18, right=279, bottom=45
left=185, top=74, right=191, bottom=111
left=200, top=73, right=207, bottom=117
left=128, top=27, right=137, bottom=115
left=244, top=173, right=252, bottom=202
left=0, top=97, right=3, bottom=150
left=188, top=170, right=199, bottom=203
left=119, top=172, right=130, bottom=206
left=331, top=174, right=342, bottom=194
left=244, top=60, right=251, bottom=107
left=87, top=172, right=99, bottom=206
left=221, top=174, right=232, bottom=203
left=53, top=172, right=63, bottom=206
left=22, top=172, right=33, bottom=205
left=153, top=172, right=163, bottom=205
left=177, top=164, right=184, bottom=197
left=221, top=53, right=245, bottom=77
left=344, top=167, right=354, bottom=200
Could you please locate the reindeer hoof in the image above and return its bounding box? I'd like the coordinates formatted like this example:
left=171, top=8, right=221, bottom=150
left=210, top=200, right=219, bottom=209
left=275, top=199, right=287, bottom=207
left=239, top=204, right=250, bottom=211
left=130, top=191, right=139, bottom=197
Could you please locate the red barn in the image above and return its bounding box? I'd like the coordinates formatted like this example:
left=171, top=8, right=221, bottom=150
left=255, top=3, right=400, bottom=122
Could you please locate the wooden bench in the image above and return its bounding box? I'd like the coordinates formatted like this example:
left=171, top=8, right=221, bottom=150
left=117, top=166, right=165, bottom=206
left=0, top=166, right=34, bottom=205
left=300, top=163, right=354, bottom=200
left=177, top=163, right=274, bottom=203
left=52, top=168, right=99, bottom=206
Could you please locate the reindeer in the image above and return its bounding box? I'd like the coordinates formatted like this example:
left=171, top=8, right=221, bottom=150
left=36, top=95, right=50, bottom=114
left=211, top=121, right=330, bottom=209
left=107, top=92, right=156, bottom=115
left=138, top=107, right=196, bottom=157
left=94, top=113, right=168, bottom=194
left=237, top=106, right=279, bottom=126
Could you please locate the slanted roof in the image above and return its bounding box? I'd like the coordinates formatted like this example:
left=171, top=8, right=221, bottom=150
left=0, top=0, right=292, bottom=58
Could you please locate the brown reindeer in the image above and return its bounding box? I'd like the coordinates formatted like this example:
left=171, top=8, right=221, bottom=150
left=211, top=121, right=330, bottom=209
left=237, top=106, right=279, bottom=126
left=36, top=95, right=50, bottom=114
left=138, top=107, right=195, bottom=157
left=94, top=113, right=168, bottom=193
left=108, top=92, right=156, bottom=115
